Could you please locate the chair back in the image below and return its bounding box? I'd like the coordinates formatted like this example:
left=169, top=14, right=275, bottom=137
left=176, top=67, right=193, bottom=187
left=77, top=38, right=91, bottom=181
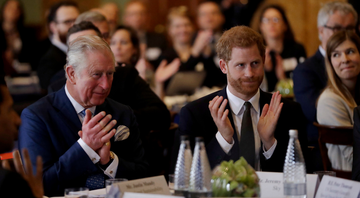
left=314, top=122, right=353, bottom=179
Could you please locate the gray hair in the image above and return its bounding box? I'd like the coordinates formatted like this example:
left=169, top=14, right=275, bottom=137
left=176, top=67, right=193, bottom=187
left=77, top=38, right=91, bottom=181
left=65, top=35, right=115, bottom=79
left=75, top=11, right=107, bottom=24
left=317, top=2, right=358, bottom=40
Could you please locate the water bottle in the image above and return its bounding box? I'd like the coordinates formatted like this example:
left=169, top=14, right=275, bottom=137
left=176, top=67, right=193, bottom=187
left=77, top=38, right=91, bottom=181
left=188, top=137, right=212, bottom=198
left=174, top=135, right=193, bottom=197
left=283, top=129, right=307, bottom=198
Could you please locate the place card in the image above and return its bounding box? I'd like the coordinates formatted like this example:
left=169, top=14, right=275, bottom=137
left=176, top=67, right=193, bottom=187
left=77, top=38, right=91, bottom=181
left=122, top=192, right=184, bottom=198
left=116, top=175, right=171, bottom=195
left=256, top=171, right=318, bottom=198
left=315, top=175, right=360, bottom=198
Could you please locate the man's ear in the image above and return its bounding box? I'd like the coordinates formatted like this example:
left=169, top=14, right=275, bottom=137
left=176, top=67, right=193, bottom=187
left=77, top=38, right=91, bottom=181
left=66, top=65, right=77, bottom=84
left=49, top=21, right=57, bottom=36
left=219, top=59, right=228, bottom=74
left=318, top=26, right=324, bottom=42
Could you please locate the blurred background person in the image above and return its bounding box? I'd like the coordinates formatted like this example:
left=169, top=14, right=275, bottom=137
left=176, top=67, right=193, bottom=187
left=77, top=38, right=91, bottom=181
left=317, top=30, right=360, bottom=171
left=123, top=0, right=167, bottom=68
left=0, top=0, right=38, bottom=75
left=195, top=0, right=226, bottom=88
left=100, top=2, right=119, bottom=36
left=259, top=4, right=306, bottom=92
left=75, top=11, right=110, bottom=43
left=37, top=1, right=79, bottom=90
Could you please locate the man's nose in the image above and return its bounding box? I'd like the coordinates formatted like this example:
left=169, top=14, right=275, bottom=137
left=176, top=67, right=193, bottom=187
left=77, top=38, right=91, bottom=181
left=244, top=65, right=254, bottom=77
left=99, top=75, right=111, bottom=90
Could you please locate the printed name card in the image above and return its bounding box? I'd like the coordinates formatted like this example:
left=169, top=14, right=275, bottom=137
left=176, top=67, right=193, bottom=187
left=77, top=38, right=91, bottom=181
left=315, top=175, right=360, bottom=198
left=116, top=175, right=171, bottom=195
left=256, top=171, right=318, bottom=198
left=122, top=192, right=184, bottom=198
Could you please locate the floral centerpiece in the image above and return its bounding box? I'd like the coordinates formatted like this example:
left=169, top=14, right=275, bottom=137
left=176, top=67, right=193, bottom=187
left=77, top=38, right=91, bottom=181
left=212, top=157, right=260, bottom=197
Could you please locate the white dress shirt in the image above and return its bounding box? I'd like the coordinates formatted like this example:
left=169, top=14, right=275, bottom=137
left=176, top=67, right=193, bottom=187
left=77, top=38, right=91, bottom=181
left=319, top=46, right=325, bottom=57
left=216, top=86, right=277, bottom=170
left=65, top=85, right=118, bottom=178
left=51, top=38, right=68, bottom=53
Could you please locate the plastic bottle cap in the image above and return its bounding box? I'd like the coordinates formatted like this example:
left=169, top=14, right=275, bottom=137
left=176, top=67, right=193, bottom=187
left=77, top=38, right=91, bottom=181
left=195, top=137, right=204, bottom=142
left=289, top=129, right=298, bottom=137
left=180, top=135, right=189, bottom=141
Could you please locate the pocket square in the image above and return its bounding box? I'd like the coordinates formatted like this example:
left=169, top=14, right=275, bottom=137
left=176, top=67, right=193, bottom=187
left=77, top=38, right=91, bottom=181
left=115, top=125, right=130, bottom=141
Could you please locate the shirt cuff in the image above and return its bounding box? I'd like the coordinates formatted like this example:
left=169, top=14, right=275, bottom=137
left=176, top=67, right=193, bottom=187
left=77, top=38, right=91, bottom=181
left=216, top=132, right=234, bottom=154
left=77, top=138, right=100, bottom=164
left=103, top=152, right=119, bottom=178
left=262, top=139, right=277, bottom=160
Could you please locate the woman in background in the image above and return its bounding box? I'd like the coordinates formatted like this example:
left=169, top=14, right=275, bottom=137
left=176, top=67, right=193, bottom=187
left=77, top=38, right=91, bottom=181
left=259, top=5, right=307, bottom=91
left=317, top=30, right=360, bottom=171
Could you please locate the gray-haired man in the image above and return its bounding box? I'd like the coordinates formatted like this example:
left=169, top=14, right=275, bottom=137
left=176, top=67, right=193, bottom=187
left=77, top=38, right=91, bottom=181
left=18, top=35, right=148, bottom=196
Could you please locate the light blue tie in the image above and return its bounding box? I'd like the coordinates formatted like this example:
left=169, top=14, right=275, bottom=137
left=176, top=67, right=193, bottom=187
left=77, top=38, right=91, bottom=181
left=79, top=109, right=105, bottom=190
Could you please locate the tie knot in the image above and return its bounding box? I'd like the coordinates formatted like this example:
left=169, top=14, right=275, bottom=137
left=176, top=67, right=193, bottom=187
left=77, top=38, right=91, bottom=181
left=79, top=109, right=86, bottom=118
left=244, top=102, right=252, bottom=110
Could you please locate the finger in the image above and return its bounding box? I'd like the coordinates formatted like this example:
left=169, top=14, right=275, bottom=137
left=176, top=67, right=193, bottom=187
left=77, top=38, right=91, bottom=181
left=100, top=129, right=116, bottom=143
left=218, top=99, right=228, bottom=118
left=97, top=119, right=117, bottom=138
left=36, top=155, right=43, bottom=179
left=78, top=130, right=83, bottom=138
left=212, top=96, right=223, bottom=115
left=221, top=109, right=229, bottom=121
left=98, top=114, right=113, bottom=130
left=157, top=60, right=167, bottom=69
left=261, top=104, right=269, bottom=118
left=83, top=109, right=92, bottom=125
left=22, top=148, right=34, bottom=175
left=271, top=91, right=281, bottom=113
left=2, top=160, right=10, bottom=170
left=87, top=111, right=106, bottom=128
left=13, top=150, right=25, bottom=176
left=208, top=96, right=219, bottom=111
left=274, top=102, right=284, bottom=118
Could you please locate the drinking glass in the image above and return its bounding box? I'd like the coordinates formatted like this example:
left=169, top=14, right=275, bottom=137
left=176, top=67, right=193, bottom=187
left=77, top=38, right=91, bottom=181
left=105, top=178, right=128, bottom=193
left=168, top=174, right=175, bottom=195
left=64, top=187, right=89, bottom=198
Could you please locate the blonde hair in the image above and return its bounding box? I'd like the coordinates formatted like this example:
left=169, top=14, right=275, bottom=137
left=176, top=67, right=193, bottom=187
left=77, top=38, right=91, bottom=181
left=167, top=6, right=192, bottom=26
left=324, top=30, right=360, bottom=109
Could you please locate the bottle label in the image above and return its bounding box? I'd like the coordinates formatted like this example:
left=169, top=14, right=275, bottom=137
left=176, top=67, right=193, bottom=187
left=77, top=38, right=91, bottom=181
left=284, top=183, right=306, bottom=195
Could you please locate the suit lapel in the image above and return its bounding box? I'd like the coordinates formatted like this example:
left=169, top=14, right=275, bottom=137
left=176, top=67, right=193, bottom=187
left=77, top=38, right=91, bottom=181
left=314, top=49, right=327, bottom=86
left=53, top=87, right=82, bottom=142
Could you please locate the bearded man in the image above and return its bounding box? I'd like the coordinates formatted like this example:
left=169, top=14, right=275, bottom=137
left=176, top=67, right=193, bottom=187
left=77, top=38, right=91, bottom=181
left=171, top=26, right=308, bottom=172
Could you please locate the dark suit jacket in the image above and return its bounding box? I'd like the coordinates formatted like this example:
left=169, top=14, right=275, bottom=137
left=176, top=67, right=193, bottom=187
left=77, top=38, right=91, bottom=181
left=293, top=49, right=327, bottom=144
left=352, top=106, right=360, bottom=181
left=37, top=44, right=66, bottom=90
left=172, top=88, right=308, bottom=172
left=48, top=66, right=171, bottom=136
left=0, top=168, right=35, bottom=198
left=18, top=87, right=148, bottom=196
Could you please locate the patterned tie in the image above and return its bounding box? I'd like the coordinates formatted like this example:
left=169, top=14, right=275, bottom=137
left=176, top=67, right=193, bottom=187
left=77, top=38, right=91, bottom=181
left=79, top=109, right=105, bottom=190
left=239, top=102, right=255, bottom=168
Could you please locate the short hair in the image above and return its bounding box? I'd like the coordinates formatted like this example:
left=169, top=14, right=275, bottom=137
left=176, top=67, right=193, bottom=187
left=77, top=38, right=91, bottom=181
left=216, top=26, right=265, bottom=63
left=75, top=11, right=107, bottom=25
left=324, top=30, right=360, bottom=109
left=47, top=1, right=78, bottom=24
left=113, top=25, right=140, bottom=65
left=259, top=4, right=295, bottom=42
left=66, top=35, right=115, bottom=78
left=317, top=2, right=358, bottom=41
left=125, top=0, right=147, bottom=12
left=167, top=6, right=193, bottom=26
left=66, top=21, right=102, bottom=44
left=197, top=0, right=222, bottom=15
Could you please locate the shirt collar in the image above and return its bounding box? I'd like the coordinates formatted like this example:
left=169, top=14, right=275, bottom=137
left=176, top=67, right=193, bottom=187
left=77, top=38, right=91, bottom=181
left=65, top=84, right=96, bottom=115
left=51, top=38, right=68, bottom=53
left=319, top=45, right=325, bottom=57
left=226, top=86, right=260, bottom=115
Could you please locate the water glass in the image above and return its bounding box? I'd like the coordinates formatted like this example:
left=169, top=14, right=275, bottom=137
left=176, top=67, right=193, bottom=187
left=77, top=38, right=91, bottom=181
left=106, top=178, right=128, bottom=193
left=64, top=187, right=89, bottom=198
left=168, top=174, right=175, bottom=195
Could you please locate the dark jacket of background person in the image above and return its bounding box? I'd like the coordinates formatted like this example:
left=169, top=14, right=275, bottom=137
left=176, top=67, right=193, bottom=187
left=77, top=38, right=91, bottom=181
left=37, top=44, right=66, bottom=90
left=352, top=106, right=360, bottom=181
left=0, top=168, right=36, bottom=198
left=49, top=65, right=171, bottom=137
left=293, top=49, right=327, bottom=144
left=18, top=87, right=148, bottom=196
left=171, top=88, right=308, bottom=173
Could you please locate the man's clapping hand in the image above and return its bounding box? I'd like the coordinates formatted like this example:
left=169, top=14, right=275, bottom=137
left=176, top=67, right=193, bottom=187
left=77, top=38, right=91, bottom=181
left=79, top=110, right=116, bottom=151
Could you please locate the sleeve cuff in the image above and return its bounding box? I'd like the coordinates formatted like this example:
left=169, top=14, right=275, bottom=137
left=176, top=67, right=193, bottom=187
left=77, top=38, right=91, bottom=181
left=77, top=138, right=100, bottom=164
left=103, top=152, right=119, bottom=178
left=216, top=132, right=234, bottom=154
left=262, top=139, right=277, bottom=160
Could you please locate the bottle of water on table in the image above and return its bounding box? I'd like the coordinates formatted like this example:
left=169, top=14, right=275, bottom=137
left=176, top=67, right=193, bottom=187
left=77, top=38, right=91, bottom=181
left=174, top=135, right=193, bottom=197
left=283, top=129, right=306, bottom=198
left=188, top=137, right=212, bottom=198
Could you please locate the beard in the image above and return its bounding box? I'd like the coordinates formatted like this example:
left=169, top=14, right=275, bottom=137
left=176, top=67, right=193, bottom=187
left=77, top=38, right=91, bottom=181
left=58, top=30, right=68, bottom=45
left=227, top=71, right=263, bottom=98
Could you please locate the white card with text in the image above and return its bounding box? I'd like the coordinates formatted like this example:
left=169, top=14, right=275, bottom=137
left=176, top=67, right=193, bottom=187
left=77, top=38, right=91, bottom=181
left=315, top=175, right=360, bottom=198
left=256, top=171, right=318, bottom=198
left=122, top=192, right=184, bottom=198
